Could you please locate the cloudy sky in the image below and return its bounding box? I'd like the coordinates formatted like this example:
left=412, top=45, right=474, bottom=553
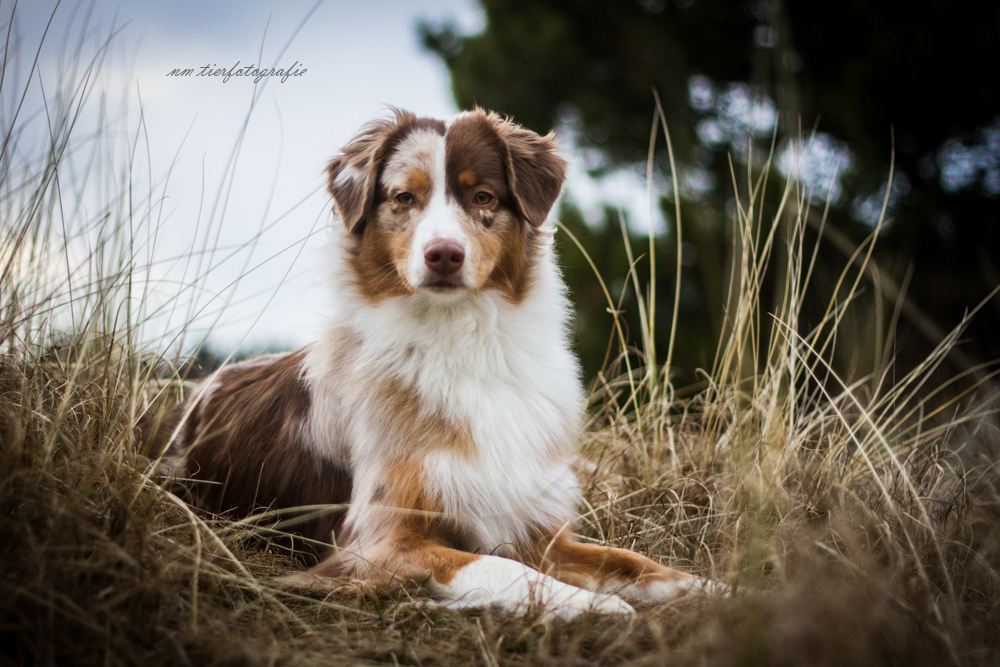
left=6, top=1, right=665, bottom=354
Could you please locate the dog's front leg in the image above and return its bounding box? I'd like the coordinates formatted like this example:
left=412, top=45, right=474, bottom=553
left=277, top=456, right=633, bottom=618
left=414, top=546, right=635, bottom=619
left=284, top=530, right=634, bottom=619
left=520, top=535, right=728, bottom=603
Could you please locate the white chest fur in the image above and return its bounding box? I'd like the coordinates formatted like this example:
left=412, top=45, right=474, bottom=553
left=306, top=234, right=586, bottom=549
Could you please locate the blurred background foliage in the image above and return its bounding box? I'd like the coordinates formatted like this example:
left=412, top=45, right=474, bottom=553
left=421, top=0, right=1000, bottom=388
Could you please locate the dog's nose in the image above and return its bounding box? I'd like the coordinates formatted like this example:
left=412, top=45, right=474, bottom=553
left=424, top=241, right=465, bottom=275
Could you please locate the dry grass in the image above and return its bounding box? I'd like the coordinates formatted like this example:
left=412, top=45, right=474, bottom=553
left=2, top=292, right=999, bottom=666
left=1, top=13, right=999, bottom=666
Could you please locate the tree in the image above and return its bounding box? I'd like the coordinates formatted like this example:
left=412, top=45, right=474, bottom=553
left=422, top=0, right=1000, bottom=384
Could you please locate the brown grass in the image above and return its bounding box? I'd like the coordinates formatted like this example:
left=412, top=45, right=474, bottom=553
left=1, top=315, right=998, bottom=666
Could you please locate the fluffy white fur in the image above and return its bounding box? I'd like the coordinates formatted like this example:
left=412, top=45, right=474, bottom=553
left=303, top=218, right=585, bottom=554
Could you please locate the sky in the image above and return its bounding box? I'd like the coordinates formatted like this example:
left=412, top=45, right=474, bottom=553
left=4, top=0, right=669, bottom=355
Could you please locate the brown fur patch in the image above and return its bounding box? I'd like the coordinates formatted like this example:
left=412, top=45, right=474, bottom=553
left=309, top=458, right=475, bottom=584
left=445, top=112, right=511, bottom=212
left=152, top=351, right=352, bottom=559
left=405, top=169, right=431, bottom=195
left=310, top=530, right=479, bottom=586
left=346, top=210, right=416, bottom=302
left=458, top=169, right=477, bottom=187
left=476, top=213, right=535, bottom=304
left=377, top=376, right=475, bottom=457
left=411, top=541, right=480, bottom=585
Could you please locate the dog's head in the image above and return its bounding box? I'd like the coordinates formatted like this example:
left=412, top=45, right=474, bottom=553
left=327, top=108, right=567, bottom=303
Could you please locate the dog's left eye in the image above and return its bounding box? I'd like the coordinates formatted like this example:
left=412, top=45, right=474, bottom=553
left=474, top=192, right=493, bottom=205
left=396, top=192, right=415, bottom=205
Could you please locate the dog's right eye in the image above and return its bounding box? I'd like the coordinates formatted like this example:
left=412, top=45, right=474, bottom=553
left=395, top=192, right=415, bottom=206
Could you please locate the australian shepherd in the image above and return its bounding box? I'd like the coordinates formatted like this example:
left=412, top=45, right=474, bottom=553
left=147, top=108, right=723, bottom=618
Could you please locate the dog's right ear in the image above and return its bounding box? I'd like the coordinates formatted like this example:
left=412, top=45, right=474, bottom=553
left=327, top=111, right=414, bottom=233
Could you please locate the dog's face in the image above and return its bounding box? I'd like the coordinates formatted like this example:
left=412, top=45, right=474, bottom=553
left=327, top=109, right=567, bottom=303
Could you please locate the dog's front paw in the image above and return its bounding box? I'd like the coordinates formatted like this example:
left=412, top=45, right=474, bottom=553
left=535, top=583, right=635, bottom=620
left=637, top=575, right=730, bottom=602
left=692, top=578, right=731, bottom=596
left=579, top=591, right=636, bottom=617
left=431, top=555, right=635, bottom=620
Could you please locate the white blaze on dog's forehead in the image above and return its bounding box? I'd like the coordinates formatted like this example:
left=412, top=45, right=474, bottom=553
left=406, top=134, right=471, bottom=287
left=380, top=129, right=440, bottom=191
left=410, top=134, right=464, bottom=245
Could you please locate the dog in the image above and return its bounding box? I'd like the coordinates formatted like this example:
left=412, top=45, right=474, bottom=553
left=148, top=108, right=723, bottom=618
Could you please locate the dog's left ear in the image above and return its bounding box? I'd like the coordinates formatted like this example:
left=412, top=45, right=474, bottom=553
left=489, top=113, right=568, bottom=227
left=328, top=110, right=415, bottom=233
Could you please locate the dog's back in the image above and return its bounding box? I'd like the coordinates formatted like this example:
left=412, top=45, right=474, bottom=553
left=145, top=351, right=352, bottom=553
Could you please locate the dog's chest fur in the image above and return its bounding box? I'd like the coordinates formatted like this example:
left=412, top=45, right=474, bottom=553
left=302, top=238, right=585, bottom=550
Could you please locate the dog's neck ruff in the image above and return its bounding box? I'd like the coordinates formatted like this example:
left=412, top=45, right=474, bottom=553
left=305, top=229, right=586, bottom=548
left=324, top=228, right=582, bottom=428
